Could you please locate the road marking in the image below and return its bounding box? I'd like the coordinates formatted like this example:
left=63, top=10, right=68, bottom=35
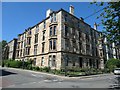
left=53, top=80, right=58, bottom=82
left=31, top=74, right=36, bottom=76
left=7, top=84, right=15, bottom=87
left=21, top=82, right=37, bottom=86
left=58, top=82, right=61, bottom=83
left=31, top=74, right=43, bottom=77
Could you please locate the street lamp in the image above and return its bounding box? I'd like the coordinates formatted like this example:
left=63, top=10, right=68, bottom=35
left=22, top=59, right=24, bottom=69
left=64, top=56, right=68, bottom=76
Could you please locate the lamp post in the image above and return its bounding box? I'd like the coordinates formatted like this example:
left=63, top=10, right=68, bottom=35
left=22, top=60, right=24, bottom=69
left=64, top=56, right=68, bottom=76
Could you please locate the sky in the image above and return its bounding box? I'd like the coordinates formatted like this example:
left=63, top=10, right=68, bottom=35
left=2, top=2, right=107, bottom=42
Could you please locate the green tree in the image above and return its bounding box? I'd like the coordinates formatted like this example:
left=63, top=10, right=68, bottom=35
left=92, top=1, right=120, bottom=44
left=106, top=58, right=120, bottom=72
left=0, top=40, right=8, bottom=60
left=0, top=40, right=7, bottom=48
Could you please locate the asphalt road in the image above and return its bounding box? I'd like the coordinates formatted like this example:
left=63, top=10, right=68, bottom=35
left=1, top=67, right=120, bottom=88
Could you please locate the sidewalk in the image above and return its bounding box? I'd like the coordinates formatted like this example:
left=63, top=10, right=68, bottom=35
left=1, top=67, right=112, bottom=80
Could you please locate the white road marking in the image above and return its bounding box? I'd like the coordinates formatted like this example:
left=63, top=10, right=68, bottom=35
left=31, top=74, right=36, bottom=76
left=31, top=74, right=43, bottom=77
left=7, top=84, right=15, bottom=87
left=53, top=80, right=58, bottom=82
left=21, top=82, right=37, bottom=86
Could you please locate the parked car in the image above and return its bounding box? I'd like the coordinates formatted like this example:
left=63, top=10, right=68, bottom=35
left=114, top=68, right=120, bottom=75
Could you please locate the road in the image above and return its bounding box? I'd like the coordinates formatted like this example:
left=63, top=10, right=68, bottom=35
left=0, top=67, right=120, bottom=88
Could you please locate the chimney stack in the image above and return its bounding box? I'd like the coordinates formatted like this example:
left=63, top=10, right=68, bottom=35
left=69, top=5, right=74, bottom=15
left=46, top=9, right=53, bottom=17
left=80, top=17, right=84, bottom=21
left=94, top=22, right=97, bottom=30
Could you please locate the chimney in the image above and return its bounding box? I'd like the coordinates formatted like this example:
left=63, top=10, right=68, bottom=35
left=69, top=5, right=74, bottom=15
left=80, top=17, right=84, bottom=21
left=94, top=22, right=97, bottom=30
left=46, top=9, right=53, bottom=17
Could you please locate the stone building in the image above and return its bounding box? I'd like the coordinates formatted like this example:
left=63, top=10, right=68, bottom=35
left=15, top=6, right=106, bottom=69
left=3, top=38, right=17, bottom=60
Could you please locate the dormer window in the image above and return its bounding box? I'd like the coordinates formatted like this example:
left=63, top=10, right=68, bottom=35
left=50, top=13, right=56, bottom=23
left=35, top=25, right=39, bottom=33
left=28, top=30, right=31, bottom=35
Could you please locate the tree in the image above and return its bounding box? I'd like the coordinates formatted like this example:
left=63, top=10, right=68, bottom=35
left=0, top=40, right=7, bottom=49
left=92, top=1, right=120, bottom=45
left=0, top=40, right=8, bottom=60
left=106, top=58, right=120, bottom=72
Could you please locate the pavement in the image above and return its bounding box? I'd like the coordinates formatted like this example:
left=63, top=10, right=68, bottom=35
left=1, top=67, right=112, bottom=79
left=1, top=67, right=120, bottom=88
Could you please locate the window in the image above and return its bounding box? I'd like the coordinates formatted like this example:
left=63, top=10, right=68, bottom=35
left=50, top=27, right=52, bottom=36
left=65, top=39, right=69, bottom=50
left=34, top=45, right=37, bottom=55
left=50, top=13, right=56, bottom=23
left=53, top=39, right=56, bottom=50
left=53, top=26, right=56, bottom=35
left=42, top=43, right=45, bottom=53
left=21, top=42, right=23, bottom=48
left=79, top=57, right=82, bottom=68
left=86, top=34, right=89, bottom=42
left=23, top=49, right=25, bottom=56
left=27, top=38, right=31, bottom=45
left=20, top=50, right=22, bottom=57
left=36, top=25, right=39, bottom=33
left=34, top=34, right=38, bottom=43
left=17, top=51, right=19, bottom=57
left=49, top=39, right=56, bottom=51
left=52, top=55, right=56, bottom=67
left=41, top=57, right=44, bottom=66
left=42, top=31, right=45, bottom=41
left=48, top=55, right=52, bottom=67
left=65, top=56, right=69, bottom=66
left=54, top=14, right=56, bottom=22
left=26, top=47, right=30, bottom=55
left=28, top=30, right=31, bottom=35
left=28, top=48, right=30, bottom=55
left=65, top=26, right=68, bottom=36
left=89, top=59, right=92, bottom=67
left=65, top=14, right=67, bottom=22
left=43, top=21, right=46, bottom=29
left=50, top=26, right=57, bottom=36
left=96, top=48, right=98, bottom=56
left=49, top=40, right=52, bottom=50
left=50, top=14, right=53, bottom=23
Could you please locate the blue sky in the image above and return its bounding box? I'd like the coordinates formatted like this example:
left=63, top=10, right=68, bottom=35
left=2, top=2, right=106, bottom=42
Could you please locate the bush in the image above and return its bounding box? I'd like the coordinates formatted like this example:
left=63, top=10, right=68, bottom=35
left=26, top=65, right=32, bottom=70
left=9, top=60, right=22, bottom=68
left=43, top=67, right=51, bottom=72
left=32, top=66, right=40, bottom=71
left=3, top=60, right=22, bottom=68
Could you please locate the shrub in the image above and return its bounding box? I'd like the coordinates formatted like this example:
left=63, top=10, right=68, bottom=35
left=43, top=67, right=51, bottom=72
left=33, top=66, right=40, bottom=71
left=3, top=60, right=22, bottom=68
left=26, top=65, right=32, bottom=70
left=9, top=60, right=22, bottom=68
left=39, top=67, right=43, bottom=71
